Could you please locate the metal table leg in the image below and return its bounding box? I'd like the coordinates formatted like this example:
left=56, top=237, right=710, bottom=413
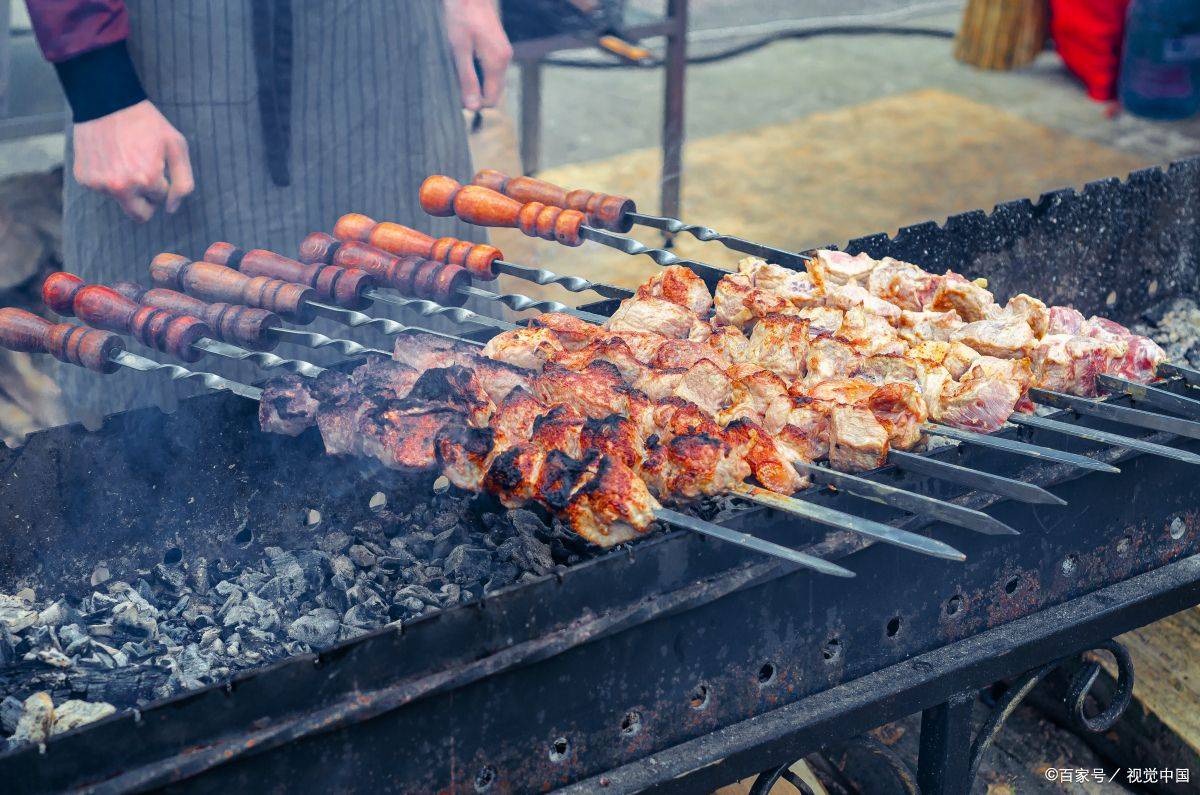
left=918, top=691, right=977, bottom=795
left=660, top=0, right=688, bottom=222
left=519, top=59, right=543, bottom=175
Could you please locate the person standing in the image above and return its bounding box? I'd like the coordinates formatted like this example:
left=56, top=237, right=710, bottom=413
left=25, top=0, right=513, bottom=422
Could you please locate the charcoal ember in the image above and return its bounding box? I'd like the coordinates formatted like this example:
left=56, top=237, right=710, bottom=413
left=89, top=564, right=111, bottom=587
left=152, top=564, right=187, bottom=594
left=343, top=599, right=386, bottom=628
left=287, top=609, right=342, bottom=648
left=50, top=699, right=116, bottom=735
left=221, top=593, right=280, bottom=633
left=394, top=584, right=438, bottom=605
left=1, top=696, right=22, bottom=733
left=495, top=534, right=553, bottom=574
left=188, top=556, right=210, bottom=595
left=484, top=562, right=521, bottom=594
left=176, top=644, right=212, bottom=684
left=112, top=602, right=158, bottom=639
left=9, top=692, right=54, bottom=747
left=0, top=624, right=15, bottom=665
left=58, top=624, right=90, bottom=655
left=29, top=648, right=72, bottom=669
left=393, top=597, right=425, bottom=615
left=438, top=584, right=462, bottom=606
left=348, top=544, right=377, bottom=569
left=0, top=594, right=38, bottom=633
left=320, top=530, right=353, bottom=556
left=403, top=531, right=436, bottom=557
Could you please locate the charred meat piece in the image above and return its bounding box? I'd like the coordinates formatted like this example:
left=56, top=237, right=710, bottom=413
left=356, top=404, right=462, bottom=471
left=259, top=372, right=344, bottom=436
left=530, top=405, right=586, bottom=457
left=491, top=387, right=549, bottom=449
left=533, top=361, right=631, bottom=419
left=435, top=424, right=496, bottom=492
left=722, top=418, right=807, bottom=493
left=404, top=365, right=495, bottom=427
left=635, top=264, right=714, bottom=316
left=562, top=452, right=660, bottom=546
left=651, top=397, right=724, bottom=440
left=827, top=405, right=889, bottom=472
left=348, top=354, right=421, bottom=401
left=580, top=414, right=648, bottom=470
left=641, top=433, right=752, bottom=500
left=391, top=330, right=479, bottom=371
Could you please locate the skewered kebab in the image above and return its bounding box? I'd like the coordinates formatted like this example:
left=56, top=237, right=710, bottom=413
left=0, top=307, right=846, bottom=576
left=329, top=213, right=632, bottom=300
left=294, top=233, right=610, bottom=322
left=470, top=169, right=810, bottom=269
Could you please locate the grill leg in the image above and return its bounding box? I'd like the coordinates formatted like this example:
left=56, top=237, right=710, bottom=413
left=519, top=60, right=542, bottom=176
left=660, top=0, right=688, bottom=224
left=917, top=691, right=975, bottom=795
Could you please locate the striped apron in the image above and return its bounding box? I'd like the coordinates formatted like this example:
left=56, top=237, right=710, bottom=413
left=57, top=0, right=477, bottom=423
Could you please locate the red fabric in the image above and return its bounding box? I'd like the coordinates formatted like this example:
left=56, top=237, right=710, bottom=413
left=25, top=0, right=129, bottom=63
left=1050, top=0, right=1131, bottom=101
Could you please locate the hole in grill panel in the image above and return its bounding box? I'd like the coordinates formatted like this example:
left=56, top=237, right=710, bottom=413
left=945, top=594, right=964, bottom=616
left=474, top=765, right=496, bottom=792
left=823, top=637, right=842, bottom=662
left=620, top=711, right=642, bottom=737
left=1004, top=575, right=1020, bottom=595
left=758, top=662, right=777, bottom=685
left=549, top=737, right=569, bottom=762
left=234, top=528, right=253, bottom=547
left=369, top=491, right=387, bottom=510
left=1170, top=517, right=1187, bottom=540
left=689, top=684, right=710, bottom=711
left=162, top=547, right=182, bottom=566
left=886, top=616, right=901, bottom=638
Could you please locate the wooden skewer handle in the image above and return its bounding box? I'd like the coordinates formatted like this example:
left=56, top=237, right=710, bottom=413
left=42, top=272, right=210, bottom=362
left=0, top=307, right=123, bottom=373
left=419, top=176, right=586, bottom=247
left=204, top=242, right=375, bottom=310
left=332, top=214, right=500, bottom=280
left=471, top=169, right=635, bottom=232
left=111, top=281, right=282, bottom=351
left=150, top=254, right=317, bottom=324
left=298, top=233, right=469, bottom=307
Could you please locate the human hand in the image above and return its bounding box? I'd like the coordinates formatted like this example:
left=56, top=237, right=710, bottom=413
left=443, top=0, right=513, bottom=111
left=71, top=100, right=194, bottom=223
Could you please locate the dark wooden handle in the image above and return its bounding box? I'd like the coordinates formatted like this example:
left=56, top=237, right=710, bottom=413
left=419, top=176, right=586, bottom=247
left=332, top=214, right=500, bottom=280
left=298, top=233, right=468, bottom=307
left=204, top=242, right=375, bottom=309
left=111, top=281, right=281, bottom=351
left=150, top=253, right=317, bottom=324
left=472, top=169, right=635, bottom=232
left=41, top=272, right=210, bottom=362
left=0, top=307, right=123, bottom=373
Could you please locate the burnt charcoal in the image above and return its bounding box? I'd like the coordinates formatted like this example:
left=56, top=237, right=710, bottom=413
left=484, top=563, right=521, bottom=593
left=50, top=699, right=115, bottom=735
left=393, top=597, right=425, bottom=615
left=320, top=531, right=353, bottom=556
left=343, top=600, right=386, bottom=628
left=152, top=564, right=186, bottom=594
left=189, top=557, right=211, bottom=595
left=58, top=625, right=89, bottom=656
left=1, top=696, right=22, bottom=733
left=394, top=584, right=438, bottom=605
left=347, top=544, right=377, bottom=569
left=0, top=625, right=15, bottom=666
left=496, top=534, right=553, bottom=574
left=287, top=609, right=341, bottom=648
left=438, top=584, right=462, bottom=606
left=112, top=602, right=158, bottom=639
left=0, top=595, right=38, bottom=634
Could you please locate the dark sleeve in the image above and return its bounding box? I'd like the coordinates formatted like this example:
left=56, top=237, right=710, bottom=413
left=25, top=0, right=147, bottom=122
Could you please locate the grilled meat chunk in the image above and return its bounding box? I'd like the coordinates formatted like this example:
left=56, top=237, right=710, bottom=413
left=259, top=372, right=343, bottom=436
left=808, top=249, right=879, bottom=289
left=867, top=382, right=927, bottom=450
left=526, top=312, right=601, bottom=350
left=707, top=324, right=752, bottom=363
left=720, top=365, right=792, bottom=431
left=926, top=371, right=1022, bottom=432
left=713, top=271, right=794, bottom=329
left=950, top=314, right=1036, bottom=360
left=823, top=283, right=903, bottom=323
left=641, top=433, right=752, bottom=500
left=672, top=359, right=733, bottom=417
left=778, top=399, right=830, bottom=461
left=563, top=452, right=660, bottom=546
left=435, top=424, right=495, bottom=492
left=1004, top=294, right=1049, bottom=338
left=635, top=264, right=714, bottom=315
left=391, top=330, right=533, bottom=404
left=723, top=418, right=807, bottom=493
left=738, top=257, right=823, bottom=307
left=404, top=365, right=495, bottom=427
left=555, top=337, right=647, bottom=382
left=1047, top=305, right=1087, bottom=336
left=794, top=306, right=845, bottom=335
left=932, top=271, right=996, bottom=322
left=357, top=404, right=461, bottom=471
left=607, top=296, right=710, bottom=341
left=907, top=340, right=980, bottom=379
left=866, top=257, right=943, bottom=311
left=827, top=405, right=889, bottom=472
left=746, top=314, right=809, bottom=380
left=1029, top=334, right=1112, bottom=397
left=482, top=327, right=565, bottom=371
left=897, top=309, right=963, bottom=343
left=648, top=339, right=732, bottom=371
left=804, top=336, right=862, bottom=384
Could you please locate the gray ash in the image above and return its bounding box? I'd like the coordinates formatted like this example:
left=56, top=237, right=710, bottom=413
left=0, top=491, right=619, bottom=750
left=1134, top=296, right=1200, bottom=368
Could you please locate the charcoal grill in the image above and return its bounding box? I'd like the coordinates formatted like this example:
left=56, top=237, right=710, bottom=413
left=2, top=159, right=1200, bottom=793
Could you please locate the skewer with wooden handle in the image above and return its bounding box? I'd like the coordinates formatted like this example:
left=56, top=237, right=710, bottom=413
left=203, top=243, right=377, bottom=310
left=298, top=233, right=609, bottom=322
left=0, top=308, right=261, bottom=400
left=112, top=281, right=390, bottom=361
left=44, top=273, right=328, bottom=378
left=470, top=169, right=812, bottom=268
left=418, top=176, right=732, bottom=284
left=42, top=272, right=212, bottom=362
left=204, top=243, right=518, bottom=332
left=150, top=255, right=482, bottom=345
left=332, top=214, right=632, bottom=300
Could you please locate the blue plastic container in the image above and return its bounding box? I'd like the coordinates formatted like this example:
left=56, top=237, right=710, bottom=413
left=1119, top=0, right=1200, bottom=119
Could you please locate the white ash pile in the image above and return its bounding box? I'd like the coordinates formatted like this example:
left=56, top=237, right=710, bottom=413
left=1134, top=297, right=1200, bottom=368
left=1, top=491, right=609, bottom=750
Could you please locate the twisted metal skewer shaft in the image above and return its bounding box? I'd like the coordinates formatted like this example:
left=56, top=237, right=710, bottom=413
left=580, top=227, right=733, bottom=284
left=364, top=290, right=516, bottom=331
left=112, top=350, right=263, bottom=401
left=269, top=327, right=389, bottom=358
left=494, top=259, right=633, bottom=300
left=306, top=299, right=491, bottom=344
left=193, top=339, right=325, bottom=378
left=627, top=212, right=813, bottom=269
left=457, top=286, right=609, bottom=322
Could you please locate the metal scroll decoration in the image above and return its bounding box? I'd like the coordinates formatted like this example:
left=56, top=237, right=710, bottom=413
left=968, top=639, right=1134, bottom=782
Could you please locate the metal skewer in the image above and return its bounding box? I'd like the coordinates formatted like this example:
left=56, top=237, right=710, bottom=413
left=1158, top=362, right=1200, bottom=388
left=886, top=450, right=1066, bottom=507
left=732, top=485, right=966, bottom=562
left=470, top=169, right=813, bottom=268
left=924, top=424, right=1120, bottom=473
left=794, top=461, right=1020, bottom=536
left=1007, top=412, right=1200, bottom=466
left=1098, top=374, right=1200, bottom=421
left=1030, top=388, right=1200, bottom=441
